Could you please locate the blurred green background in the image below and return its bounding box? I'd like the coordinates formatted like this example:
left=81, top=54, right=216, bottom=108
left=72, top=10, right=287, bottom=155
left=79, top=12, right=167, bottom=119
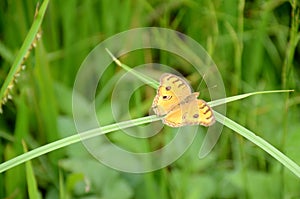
left=0, top=0, right=300, bottom=198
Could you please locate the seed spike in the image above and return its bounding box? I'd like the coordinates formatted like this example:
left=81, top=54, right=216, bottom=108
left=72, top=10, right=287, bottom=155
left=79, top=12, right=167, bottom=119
left=8, top=84, right=14, bottom=90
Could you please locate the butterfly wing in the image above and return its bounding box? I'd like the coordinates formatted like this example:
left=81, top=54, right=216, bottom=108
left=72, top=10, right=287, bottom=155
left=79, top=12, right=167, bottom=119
left=196, top=99, right=215, bottom=127
left=152, top=73, right=192, bottom=116
left=162, top=107, right=185, bottom=127
left=159, top=73, right=192, bottom=100
left=163, top=95, right=215, bottom=127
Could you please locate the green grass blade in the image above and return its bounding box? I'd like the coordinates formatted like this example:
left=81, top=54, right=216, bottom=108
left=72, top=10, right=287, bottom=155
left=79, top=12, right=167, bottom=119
left=1, top=89, right=298, bottom=176
left=22, top=141, right=41, bottom=199
left=0, top=0, right=49, bottom=112
left=59, top=169, right=66, bottom=199
left=209, top=90, right=294, bottom=107
left=214, top=111, right=300, bottom=178
left=105, top=48, right=159, bottom=89
left=1, top=86, right=299, bottom=178
left=0, top=115, right=160, bottom=173
left=1, top=94, right=299, bottom=178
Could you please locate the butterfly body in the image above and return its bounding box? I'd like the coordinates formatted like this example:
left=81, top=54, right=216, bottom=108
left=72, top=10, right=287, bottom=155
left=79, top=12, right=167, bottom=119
left=152, top=73, right=215, bottom=127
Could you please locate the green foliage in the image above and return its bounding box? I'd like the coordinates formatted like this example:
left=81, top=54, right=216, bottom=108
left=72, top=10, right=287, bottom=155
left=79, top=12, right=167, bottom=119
left=0, top=0, right=299, bottom=198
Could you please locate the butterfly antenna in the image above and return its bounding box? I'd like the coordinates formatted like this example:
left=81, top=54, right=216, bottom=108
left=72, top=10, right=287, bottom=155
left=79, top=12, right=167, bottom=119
left=200, top=84, right=218, bottom=94
left=195, top=71, right=208, bottom=91
left=199, top=65, right=215, bottom=86
left=198, top=73, right=206, bottom=87
left=196, top=70, right=218, bottom=94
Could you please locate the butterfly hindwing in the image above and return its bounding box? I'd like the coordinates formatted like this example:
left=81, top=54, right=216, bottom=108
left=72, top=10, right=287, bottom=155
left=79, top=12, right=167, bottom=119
left=196, top=99, right=215, bottom=127
left=163, top=93, right=198, bottom=127
left=163, top=98, right=215, bottom=127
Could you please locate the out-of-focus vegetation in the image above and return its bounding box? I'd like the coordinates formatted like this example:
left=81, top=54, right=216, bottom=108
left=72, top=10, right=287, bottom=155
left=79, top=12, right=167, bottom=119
left=0, top=0, right=299, bottom=198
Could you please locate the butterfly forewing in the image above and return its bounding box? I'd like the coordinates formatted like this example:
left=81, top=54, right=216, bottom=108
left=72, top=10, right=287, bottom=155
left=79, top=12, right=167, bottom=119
left=160, top=73, right=192, bottom=101
left=152, top=73, right=193, bottom=116
left=152, top=86, right=178, bottom=116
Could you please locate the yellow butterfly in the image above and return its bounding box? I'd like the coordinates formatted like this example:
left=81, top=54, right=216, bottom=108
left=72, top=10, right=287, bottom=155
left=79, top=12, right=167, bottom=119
left=152, top=73, right=215, bottom=127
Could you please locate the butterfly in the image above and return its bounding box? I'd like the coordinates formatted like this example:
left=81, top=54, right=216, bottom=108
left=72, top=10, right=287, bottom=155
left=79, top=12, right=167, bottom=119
left=152, top=73, right=215, bottom=127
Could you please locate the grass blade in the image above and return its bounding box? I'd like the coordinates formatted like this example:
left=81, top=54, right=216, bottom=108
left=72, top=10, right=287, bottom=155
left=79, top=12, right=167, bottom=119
left=22, top=141, right=41, bottom=199
left=0, top=115, right=160, bottom=173
left=1, top=91, right=299, bottom=178
left=105, top=48, right=159, bottom=89
left=214, top=111, right=300, bottom=178
left=209, top=90, right=294, bottom=107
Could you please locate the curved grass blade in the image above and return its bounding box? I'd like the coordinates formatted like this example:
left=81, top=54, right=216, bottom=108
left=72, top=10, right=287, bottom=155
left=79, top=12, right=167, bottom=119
left=0, top=115, right=160, bottom=173
left=0, top=88, right=298, bottom=177
left=213, top=111, right=300, bottom=178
